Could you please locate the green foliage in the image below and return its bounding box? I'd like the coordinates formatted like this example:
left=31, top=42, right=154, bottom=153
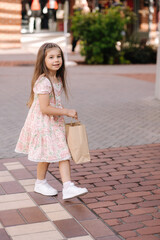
left=71, top=7, right=135, bottom=64
left=123, top=45, right=157, bottom=64
left=119, top=52, right=131, bottom=64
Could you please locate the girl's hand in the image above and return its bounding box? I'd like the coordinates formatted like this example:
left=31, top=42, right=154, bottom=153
left=66, top=109, right=78, bottom=120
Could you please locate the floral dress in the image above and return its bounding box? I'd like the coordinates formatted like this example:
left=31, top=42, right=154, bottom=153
left=15, top=76, right=71, bottom=163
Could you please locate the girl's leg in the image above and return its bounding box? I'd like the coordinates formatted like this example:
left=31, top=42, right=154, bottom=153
left=34, top=162, right=57, bottom=196
left=59, top=160, right=71, bottom=183
left=59, top=160, right=88, bottom=200
left=37, top=162, right=49, bottom=180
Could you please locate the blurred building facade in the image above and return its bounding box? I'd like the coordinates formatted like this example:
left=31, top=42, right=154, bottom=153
left=0, top=0, right=22, bottom=49
left=0, top=0, right=159, bottom=49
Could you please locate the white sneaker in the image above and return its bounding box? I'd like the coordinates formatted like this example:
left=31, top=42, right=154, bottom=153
left=34, top=181, right=58, bottom=196
left=62, top=183, right=88, bottom=200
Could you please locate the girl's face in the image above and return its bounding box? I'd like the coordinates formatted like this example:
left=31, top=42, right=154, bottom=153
left=45, top=48, right=63, bottom=73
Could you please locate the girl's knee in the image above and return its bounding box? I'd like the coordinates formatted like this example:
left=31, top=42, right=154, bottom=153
left=38, top=162, right=50, bottom=168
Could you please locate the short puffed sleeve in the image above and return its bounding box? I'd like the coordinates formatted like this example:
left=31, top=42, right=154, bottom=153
left=33, top=76, right=52, bottom=94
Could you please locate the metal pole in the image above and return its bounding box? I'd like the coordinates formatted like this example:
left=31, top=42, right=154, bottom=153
left=64, top=0, right=69, bottom=63
left=155, top=0, right=160, bottom=99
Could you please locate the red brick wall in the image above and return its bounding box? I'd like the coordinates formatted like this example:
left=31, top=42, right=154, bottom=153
left=0, top=0, right=22, bottom=49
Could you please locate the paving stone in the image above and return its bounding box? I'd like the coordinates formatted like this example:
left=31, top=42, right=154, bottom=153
left=99, top=211, right=129, bottom=220
left=58, top=195, right=81, bottom=206
left=0, top=171, right=15, bottom=183
left=97, top=194, right=124, bottom=202
left=143, top=219, right=160, bottom=227
left=41, top=203, right=72, bottom=221
left=47, top=210, right=72, bottom=221
left=125, top=191, right=151, bottom=198
left=123, top=214, right=153, bottom=223
left=67, top=236, right=94, bottom=240
left=18, top=158, right=36, bottom=166
left=119, top=230, right=137, bottom=239
left=143, top=195, right=160, bottom=201
left=0, top=229, right=11, bottom=240
left=137, top=226, right=160, bottom=235
left=0, top=185, right=6, bottom=195
left=19, top=179, right=35, bottom=186
left=88, top=201, right=115, bottom=209
left=19, top=179, right=35, bottom=192
left=5, top=222, right=56, bottom=236
left=82, top=198, right=98, bottom=204
left=81, top=192, right=105, bottom=199
left=129, top=207, right=158, bottom=215
left=108, top=204, right=137, bottom=212
left=11, top=231, right=63, bottom=240
left=0, top=164, right=7, bottom=171
left=0, top=209, right=25, bottom=227
left=104, top=219, right=121, bottom=226
left=47, top=179, right=62, bottom=191
left=80, top=219, right=115, bottom=238
left=65, top=204, right=97, bottom=221
left=131, top=185, right=157, bottom=192
left=18, top=207, right=48, bottom=223
left=96, top=237, right=121, bottom=240
left=29, top=192, right=58, bottom=205
left=4, top=162, right=24, bottom=170
left=0, top=181, right=25, bottom=194
left=0, top=193, right=29, bottom=203
left=0, top=199, right=36, bottom=211
left=113, top=222, right=144, bottom=232
left=116, top=197, right=143, bottom=205
left=54, top=218, right=88, bottom=238
left=0, top=193, right=36, bottom=211
left=127, top=236, right=160, bottom=240
left=138, top=200, right=160, bottom=208
left=89, top=186, right=112, bottom=192
left=153, top=212, right=160, bottom=218
left=40, top=203, right=65, bottom=213
left=10, top=169, right=33, bottom=180
left=93, top=208, right=110, bottom=215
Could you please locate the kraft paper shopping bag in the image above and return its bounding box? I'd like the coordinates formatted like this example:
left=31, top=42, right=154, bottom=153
left=65, top=122, right=91, bottom=164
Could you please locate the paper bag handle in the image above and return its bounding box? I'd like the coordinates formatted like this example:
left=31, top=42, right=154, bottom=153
left=70, top=118, right=81, bottom=126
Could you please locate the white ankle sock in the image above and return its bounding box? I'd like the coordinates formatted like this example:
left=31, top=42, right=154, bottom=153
left=36, top=179, right=46, bottom=185
left=63, top=181, right=71, bottom=189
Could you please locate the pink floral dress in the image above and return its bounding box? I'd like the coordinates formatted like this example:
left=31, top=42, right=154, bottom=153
left=15, top=76, right=71, bottom=162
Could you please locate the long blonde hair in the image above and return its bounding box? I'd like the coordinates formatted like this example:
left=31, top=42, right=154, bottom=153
left=27, top=43, right=68, bottom=108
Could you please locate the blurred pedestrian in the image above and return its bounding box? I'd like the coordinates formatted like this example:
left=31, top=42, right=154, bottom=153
left=47, top=0, right=58, bottom=31
left=15, top=42, right=88, bottom=200
left=72, top=0, right=90, bottom=52
left=29, top=0, right=41, bottom=33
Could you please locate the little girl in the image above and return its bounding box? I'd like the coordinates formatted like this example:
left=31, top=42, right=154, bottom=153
left=15, top=42, right=88, bottom=200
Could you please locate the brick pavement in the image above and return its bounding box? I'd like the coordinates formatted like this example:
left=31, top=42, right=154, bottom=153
left=117, top=73, right=155, bottom=83
left=0, top=144, right=160, bottom=240
left=49, top=144, right=160, bottom=240
left=0, top=156, right=119, bottom=240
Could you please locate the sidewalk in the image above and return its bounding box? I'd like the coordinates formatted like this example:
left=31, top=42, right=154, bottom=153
left=1, top=144, right=160, bottom=240
left=0, top=156, right=118, bottom=240
left=0, top=32, right=160, bottom=239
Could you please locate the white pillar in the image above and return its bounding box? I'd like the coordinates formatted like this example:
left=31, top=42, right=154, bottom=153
left=155, top=1, right=160, bottom=99
left=148, top=0, right=154, bottom=44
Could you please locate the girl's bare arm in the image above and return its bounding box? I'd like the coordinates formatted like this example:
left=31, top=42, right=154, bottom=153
left=38, top=94, right=78, bottom=119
